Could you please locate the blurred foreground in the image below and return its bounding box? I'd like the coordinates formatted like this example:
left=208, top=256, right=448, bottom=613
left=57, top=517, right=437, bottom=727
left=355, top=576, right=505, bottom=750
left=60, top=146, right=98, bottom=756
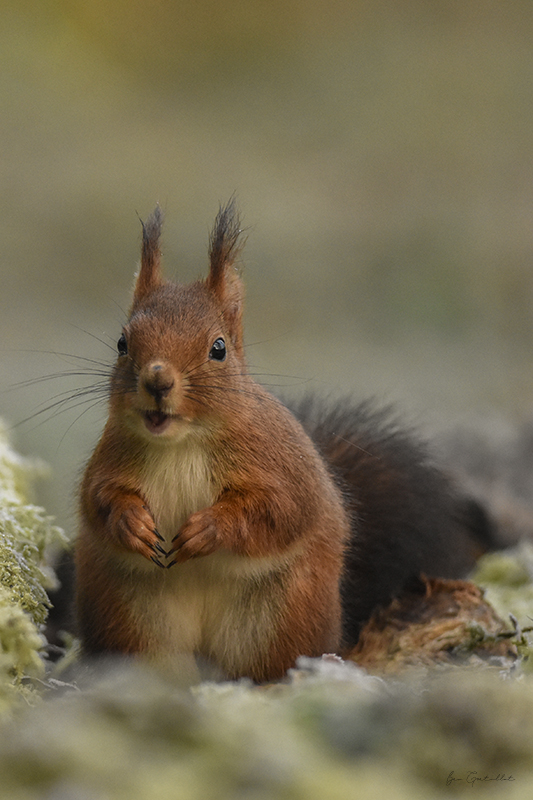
left=1, top=657, right=532, bottom=800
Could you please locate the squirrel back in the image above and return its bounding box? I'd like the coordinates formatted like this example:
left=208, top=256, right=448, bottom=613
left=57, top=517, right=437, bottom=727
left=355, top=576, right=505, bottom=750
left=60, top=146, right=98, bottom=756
left=74, top=201, right=491, bottom=680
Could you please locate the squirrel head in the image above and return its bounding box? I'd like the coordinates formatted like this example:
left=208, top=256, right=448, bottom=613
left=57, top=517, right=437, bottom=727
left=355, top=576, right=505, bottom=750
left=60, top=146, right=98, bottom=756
left=110, top=200, right=248, bottom=439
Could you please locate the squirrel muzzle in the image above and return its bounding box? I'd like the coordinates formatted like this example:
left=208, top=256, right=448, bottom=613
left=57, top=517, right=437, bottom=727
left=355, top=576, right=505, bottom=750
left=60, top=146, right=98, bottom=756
left=136, top=360, right=186, bottom=435
left=141, top=361, right=176, bottom=404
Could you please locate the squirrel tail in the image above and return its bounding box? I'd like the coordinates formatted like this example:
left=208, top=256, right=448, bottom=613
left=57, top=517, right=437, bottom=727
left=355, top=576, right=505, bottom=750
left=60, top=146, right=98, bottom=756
left=289, top=394, right=497, bottom=646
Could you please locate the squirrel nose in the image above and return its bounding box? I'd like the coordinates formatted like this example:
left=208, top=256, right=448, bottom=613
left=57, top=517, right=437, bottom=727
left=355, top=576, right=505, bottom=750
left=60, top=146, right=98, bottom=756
left=142, top=362, right=175, bottom=402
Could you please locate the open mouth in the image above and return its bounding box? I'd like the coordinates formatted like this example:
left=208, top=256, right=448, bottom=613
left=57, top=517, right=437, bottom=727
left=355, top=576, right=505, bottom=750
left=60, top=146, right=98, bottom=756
left=143, top=411, right=173, bottom=435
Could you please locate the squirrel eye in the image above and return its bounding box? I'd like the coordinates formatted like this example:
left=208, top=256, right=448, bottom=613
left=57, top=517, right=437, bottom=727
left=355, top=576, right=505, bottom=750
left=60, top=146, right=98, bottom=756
left=209, top=337, right=226, bottom=361
left=117, top=334, right=128, bottom=356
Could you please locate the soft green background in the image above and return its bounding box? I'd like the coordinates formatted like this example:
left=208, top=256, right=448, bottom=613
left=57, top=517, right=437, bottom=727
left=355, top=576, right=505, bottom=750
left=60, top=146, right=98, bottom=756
left=1, top=0, right=533, bottom=535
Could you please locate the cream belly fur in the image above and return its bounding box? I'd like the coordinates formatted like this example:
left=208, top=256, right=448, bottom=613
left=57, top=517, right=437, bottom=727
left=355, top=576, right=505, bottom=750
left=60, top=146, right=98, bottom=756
left=122, top=432, right=290, bottom=676
left=141, top=431, right=218, bottom=541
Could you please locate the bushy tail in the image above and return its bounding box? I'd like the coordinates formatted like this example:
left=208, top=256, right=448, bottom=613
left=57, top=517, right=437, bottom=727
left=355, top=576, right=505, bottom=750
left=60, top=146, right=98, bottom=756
left=289, top=394, right=497, bottom=646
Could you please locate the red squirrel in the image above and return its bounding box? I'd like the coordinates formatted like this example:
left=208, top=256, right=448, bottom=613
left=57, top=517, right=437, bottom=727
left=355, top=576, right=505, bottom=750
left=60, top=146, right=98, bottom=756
left=75, top=201, right=491, bottom=681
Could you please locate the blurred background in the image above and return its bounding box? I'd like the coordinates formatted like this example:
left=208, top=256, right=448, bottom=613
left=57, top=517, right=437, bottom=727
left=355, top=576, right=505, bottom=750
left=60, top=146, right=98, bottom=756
left=1, top=0, right=533, bottom=536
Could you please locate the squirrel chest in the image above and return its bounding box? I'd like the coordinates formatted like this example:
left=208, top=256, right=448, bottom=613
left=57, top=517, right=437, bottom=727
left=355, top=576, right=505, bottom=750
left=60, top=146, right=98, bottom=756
left=140, top=434, right=217, bottom=543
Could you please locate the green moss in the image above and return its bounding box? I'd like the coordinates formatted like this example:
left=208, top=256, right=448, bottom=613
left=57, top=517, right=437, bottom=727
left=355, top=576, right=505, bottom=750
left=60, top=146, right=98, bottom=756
left=471, top=544, right=533, bottom=672
left=472, top=545, right=533, bottom=627
left=474, top=548, right=532, bottom=590
left=0, top=586, right=47, bottom=716
left=0, top=422, right=67, bottom=714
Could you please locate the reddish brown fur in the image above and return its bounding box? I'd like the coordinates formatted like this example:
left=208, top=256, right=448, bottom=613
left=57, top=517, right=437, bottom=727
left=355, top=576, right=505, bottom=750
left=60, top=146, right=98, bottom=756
left=75, top=202, right=350, bottom=680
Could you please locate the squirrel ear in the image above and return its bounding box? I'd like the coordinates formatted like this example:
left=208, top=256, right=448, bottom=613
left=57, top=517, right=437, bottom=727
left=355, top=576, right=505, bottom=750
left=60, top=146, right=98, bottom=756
left=132, top=205, right=164, bottom=306
left=206, top=199, right=245, bottom=351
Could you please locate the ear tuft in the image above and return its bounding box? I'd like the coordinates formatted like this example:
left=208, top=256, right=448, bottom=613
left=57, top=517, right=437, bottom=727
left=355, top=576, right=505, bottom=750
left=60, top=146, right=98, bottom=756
left=141, top=204, right=164, bottom=267
left=133, top=205, right=164, bottom=305
left=208, top=198, right=244, bottom=286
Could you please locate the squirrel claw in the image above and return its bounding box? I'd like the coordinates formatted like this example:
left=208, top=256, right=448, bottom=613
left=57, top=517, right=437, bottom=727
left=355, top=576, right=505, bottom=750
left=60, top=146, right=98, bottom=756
left=154, top=528, right=165, bottom=542
left=150, top=555, right=165, bottom=569
left=154, top=542, right=169, bottom=557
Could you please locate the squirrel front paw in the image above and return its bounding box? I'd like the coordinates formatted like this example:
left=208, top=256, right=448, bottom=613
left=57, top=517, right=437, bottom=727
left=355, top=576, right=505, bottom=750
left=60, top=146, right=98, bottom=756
left=168, top=508, right=221, bottom=566
left=110, top=497, right=167, bottom=567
